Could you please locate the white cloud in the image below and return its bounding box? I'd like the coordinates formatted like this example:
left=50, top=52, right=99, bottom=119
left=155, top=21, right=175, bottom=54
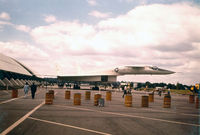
left=0, top=20, right=12, bottom=31
left=87, top=0, right=97, bottom=6
left=31, top=21, right=96, bottom=51
left=119, top=0, right=133, bottom=2
left=0, top=12, right=10, bottom=20
left=0, top=41, right=48, bottom=59
left=88, top=10, right=111, bottom=18
left=27, top=3, right=200, bottom=84
left=44, top=15, right=56, bottom=23
left=15, top=25, right=31, bottom=32
left=119, top=0, right=147, bottom=5
left=97, top=3, right=200, bottom=47
left=0, top=41, right=49, bottom=75
left=0, top=21, right=11, bottom=25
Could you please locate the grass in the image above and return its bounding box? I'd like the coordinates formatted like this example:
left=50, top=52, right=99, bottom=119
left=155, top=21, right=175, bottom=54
left=138, top=88, right=194, bottom=95
left=170, top=89, right=193, bottom=95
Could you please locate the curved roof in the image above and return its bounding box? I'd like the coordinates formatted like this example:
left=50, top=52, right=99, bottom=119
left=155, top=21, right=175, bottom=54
left=0, top=53, right=34, bottom=76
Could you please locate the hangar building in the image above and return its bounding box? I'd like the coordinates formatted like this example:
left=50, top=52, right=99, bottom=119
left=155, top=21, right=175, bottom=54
left=0, top=53, right=41, bottom=89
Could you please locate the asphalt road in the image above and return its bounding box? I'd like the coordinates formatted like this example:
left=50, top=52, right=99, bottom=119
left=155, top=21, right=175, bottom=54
left=0, top=88, right=199, bottom=135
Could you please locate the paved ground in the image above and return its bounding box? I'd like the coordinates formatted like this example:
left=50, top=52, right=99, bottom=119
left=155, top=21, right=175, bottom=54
left=0, top=87, right=199, bottom=135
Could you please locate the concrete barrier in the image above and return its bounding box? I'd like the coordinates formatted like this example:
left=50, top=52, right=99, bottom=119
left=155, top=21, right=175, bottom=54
left=106, top=91, right=112, bottom=101
left=12, top=89, right=18, bottom=98
left=125, top=94, right=132, bottom=107
left=149, top=93, right=154, bottom=102
left=49, top=90, right=54, bottom=99
left=141, top=96, right=149, bottom=107
left=85, top=91, right=90, bottom=100
left=74, top=93, right=81, bottom=105
left=163, top=94, right=171, bottom=108
left=45, top=92, right=53, bottom=105
left=94, top=94, right=101, bottom=106
left=65, top=90, right=70, bottom=99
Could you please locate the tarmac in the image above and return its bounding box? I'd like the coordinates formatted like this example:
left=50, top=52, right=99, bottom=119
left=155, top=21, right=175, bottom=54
left=0, top=87, right=199, bottom=135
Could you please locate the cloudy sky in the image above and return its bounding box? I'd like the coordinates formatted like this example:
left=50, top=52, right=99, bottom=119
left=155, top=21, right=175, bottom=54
left=0, top=0, right=200, bottom=85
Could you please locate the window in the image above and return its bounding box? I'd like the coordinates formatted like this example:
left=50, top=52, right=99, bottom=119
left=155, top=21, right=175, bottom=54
left=101, top=76, right=108, bottom=82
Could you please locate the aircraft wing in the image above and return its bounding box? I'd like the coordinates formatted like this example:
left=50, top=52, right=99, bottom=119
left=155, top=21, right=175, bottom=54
left=57, top=66, right=174, bottom=82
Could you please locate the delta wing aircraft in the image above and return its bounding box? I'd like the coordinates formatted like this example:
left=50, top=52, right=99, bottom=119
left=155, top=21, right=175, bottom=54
left=57, top=66, right=175, bottom=89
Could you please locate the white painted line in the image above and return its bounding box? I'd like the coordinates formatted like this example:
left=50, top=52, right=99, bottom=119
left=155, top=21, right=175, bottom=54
left=0, top=98, right=17, bottom=105
left=0, top=101, right=45, bottom=135
left=0, top=90, right=42, bottom=105
left=0, top=94, right=30, bottom=105
left=53, top=105, right=200, bottom=127
left=28, top=117, right=111, bottom=135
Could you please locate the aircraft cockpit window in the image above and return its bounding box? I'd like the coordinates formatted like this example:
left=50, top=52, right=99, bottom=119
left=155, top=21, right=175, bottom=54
left=151, top=66, right=158, bottom=70
left=114, top=68, right=119, bottom=72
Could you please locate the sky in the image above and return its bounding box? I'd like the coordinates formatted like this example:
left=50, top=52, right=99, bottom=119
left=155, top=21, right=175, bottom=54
left=0, top=0, right=200, bottom=85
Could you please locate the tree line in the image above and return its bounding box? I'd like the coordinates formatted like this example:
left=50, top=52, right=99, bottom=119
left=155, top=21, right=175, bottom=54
left=128, top=81, right=191, bottom=90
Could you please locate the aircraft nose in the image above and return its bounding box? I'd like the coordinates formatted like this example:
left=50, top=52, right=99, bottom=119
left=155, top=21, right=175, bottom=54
left=166, top=70, right=175, bottom=74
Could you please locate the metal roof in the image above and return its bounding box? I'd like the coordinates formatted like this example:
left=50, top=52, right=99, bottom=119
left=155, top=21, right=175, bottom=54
left=0, top=53, right=33, bottom=76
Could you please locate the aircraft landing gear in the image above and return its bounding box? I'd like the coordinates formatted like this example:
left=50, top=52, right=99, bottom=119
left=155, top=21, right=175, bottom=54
left=73, top=84, right=80, bottom=89
left=92, top=86, right=99, bottom=90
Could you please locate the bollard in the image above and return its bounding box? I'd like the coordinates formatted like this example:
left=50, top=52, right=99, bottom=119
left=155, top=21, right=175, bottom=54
left=49, top=90, right=54, bottom=99
left=125, top=94, right=132, bottom=107
left=196, top=97, right=199, bottom=109
left=12, top=89, right=18, bottom=98
left=65, top=90, right=71, bottom=99
left=149, top=93, right=154, bottom=102
left=45, top=92, right=53, bottom=105
left=106, top=91, right=112, bottom=101
left=74, top=93, right=81, bottom=105
left=94, top=94, right=101, bottom=106
left=163, top=94, right=171, bottom=108
left=85, top=91, right=91, bottom=100
left=189, top=95, right=195, bottom=103
left=142, top=96, right=149, bottom=107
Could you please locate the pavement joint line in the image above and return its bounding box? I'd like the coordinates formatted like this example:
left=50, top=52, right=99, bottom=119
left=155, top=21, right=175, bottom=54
left=133, top=108, right=200, bottom=117
left=176, top=106, right=196, bottom=110
left=28, top=116, right=112, bottom=135
left=0, top=101, right=45, bottom=135
left=53, top=104, right=200, bottom=127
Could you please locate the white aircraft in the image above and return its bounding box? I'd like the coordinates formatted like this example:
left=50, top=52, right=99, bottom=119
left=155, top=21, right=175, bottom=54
left=57, top=66, right=175, bottom=83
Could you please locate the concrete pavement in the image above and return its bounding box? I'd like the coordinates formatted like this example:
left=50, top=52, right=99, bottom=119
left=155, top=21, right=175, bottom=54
left=0, top=88, right=199, bottom=135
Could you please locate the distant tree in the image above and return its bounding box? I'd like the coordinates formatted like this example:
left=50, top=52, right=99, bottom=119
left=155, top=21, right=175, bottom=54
left=137, top=83, right=142, bottom=88
left=152, top=83, right=158, bottom=88
left=167, top=83, right=173, bottom=89
left=176, top=82, right=185, bottom=90
left=172, top=84, right=176, bottom=89
left=158, top=82, right=167, bottom=87
left=130, top=82, right=133, bottom=88
left=132, top=81, right=190, bottom=90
